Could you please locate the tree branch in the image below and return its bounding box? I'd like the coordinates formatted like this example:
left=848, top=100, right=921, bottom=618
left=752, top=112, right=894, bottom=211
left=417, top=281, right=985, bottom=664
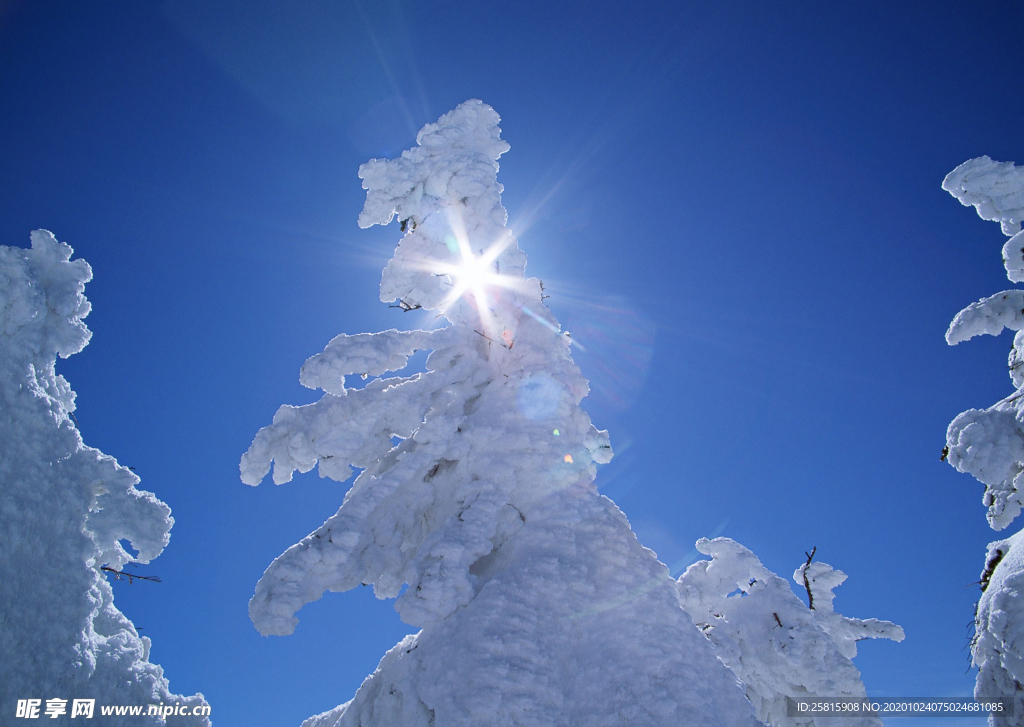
left=802, top=546, right=817, bottom=610
left=100, top=565, right=161, bottom=584
left=388, top=299, right=422, bottom=313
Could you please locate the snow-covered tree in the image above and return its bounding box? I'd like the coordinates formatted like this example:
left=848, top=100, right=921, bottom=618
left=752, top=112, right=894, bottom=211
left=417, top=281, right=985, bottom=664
left=943, top=156, right=1024, bottom=725
left=677, top=538, right=902, bottom=727
left=0, top=231, right=209, bottom=724
left=241, top=101, right=762, bottom=726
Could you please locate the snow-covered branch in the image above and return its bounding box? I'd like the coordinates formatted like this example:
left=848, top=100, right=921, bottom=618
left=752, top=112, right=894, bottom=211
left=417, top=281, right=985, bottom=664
left=793, top=560, right=904, bottom=660
left=943, top=156, right=1024, bottom=237
left=678, top=537, right=902, bottom=727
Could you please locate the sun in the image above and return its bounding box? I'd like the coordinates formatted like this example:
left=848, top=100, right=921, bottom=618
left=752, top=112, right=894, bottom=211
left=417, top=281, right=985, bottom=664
left=438, top=246, right=502, bottom=300
left=400, top=206, right=527, bottom=335
left=433, top=243, right=507, bottom=330
left=426, top=208, right=523, bottom=332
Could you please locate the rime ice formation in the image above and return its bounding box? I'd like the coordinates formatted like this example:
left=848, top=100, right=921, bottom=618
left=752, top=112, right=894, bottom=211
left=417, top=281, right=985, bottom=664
left=0, top=231, right=209, bottom=725
left=944, top=156, right=1024, bottom=725
left=943, top=157, right=1024, bottom=238
left=944, top=157, right=1024, bottom=531
left=677, top=538, right=902, bottom=727
left=973, top=530, right=1024, bottom=725
left=242, top=101, right=761, bottom=726
left=793, top=559, right=904, bottom=661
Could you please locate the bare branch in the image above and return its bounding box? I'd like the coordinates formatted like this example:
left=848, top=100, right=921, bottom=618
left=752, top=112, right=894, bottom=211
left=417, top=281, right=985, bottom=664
left=388, top=299, right=422, bottom=313
left=100, top=565, right=161, bottom=585
left=468, top=331, right=509, bottom=352
left=802, top=546, right=817, bottom=610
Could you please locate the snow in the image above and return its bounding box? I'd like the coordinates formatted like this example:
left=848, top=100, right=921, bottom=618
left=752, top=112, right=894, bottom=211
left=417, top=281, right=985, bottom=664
left=945, top=406, right=1024, bottom=531
left=947, top=291, right=1024, bottom=346
left=298, top=329, right=435, bottom=396
left=0, top=231, right=209, bottom=724
left=944, top=161, right=1024, bottom=532
left=677, top=538, right=902, bottom=727
left=793, top=560, right=904, bottom=661
left=242, top=101, right=761, bottom=726
left=973, top=529, right=1024, bottom=727
left=944, top=156, right=1024, bottom=722
left=1002, top=232, right=1024, bottom=284
left=943, top=156, right=1024, bottom=237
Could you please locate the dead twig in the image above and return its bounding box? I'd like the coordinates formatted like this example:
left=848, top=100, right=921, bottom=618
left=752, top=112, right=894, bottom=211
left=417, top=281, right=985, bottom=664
left=802, top=546, right=817, bottom=610
left=389, top=299, right=422, bottom=313
left=100, top=565, right=161, bottom=585
left=473, top=329, right=510, bottom=349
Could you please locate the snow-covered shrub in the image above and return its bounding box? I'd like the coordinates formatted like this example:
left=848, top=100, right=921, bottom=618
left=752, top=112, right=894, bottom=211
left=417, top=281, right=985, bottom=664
left=944, top=156, right=1024, bottom=725
left=678, top=538, right=902, bottom=726
left=242, top=101, right=761, bottom=726
left=0, top=231, right=209, bottom=724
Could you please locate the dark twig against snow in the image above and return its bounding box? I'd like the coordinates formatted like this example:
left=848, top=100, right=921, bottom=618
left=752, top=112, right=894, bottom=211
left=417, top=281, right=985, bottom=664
left=802, top=546, right=817, bottom=610
left=100, top=565, right=162, bottom=585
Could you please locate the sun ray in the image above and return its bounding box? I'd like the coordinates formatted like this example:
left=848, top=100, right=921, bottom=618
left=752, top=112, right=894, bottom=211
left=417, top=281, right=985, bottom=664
left=405, top=205, right=528, bottom=335
left=388, top=204, right=535, bottom=336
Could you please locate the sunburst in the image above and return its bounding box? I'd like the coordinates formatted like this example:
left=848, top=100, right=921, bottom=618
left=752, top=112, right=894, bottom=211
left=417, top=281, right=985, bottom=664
left=427, top=208, right=522, bottom=334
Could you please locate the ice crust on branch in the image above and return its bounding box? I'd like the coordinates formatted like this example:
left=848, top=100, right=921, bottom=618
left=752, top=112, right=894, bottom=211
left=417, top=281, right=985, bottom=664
left=298, top=329, right=435, bottom=395
left=793, top=560, right=904, bottom=660
left=677, top=538, right=902, bottom=727
left=243, top=101, right=761, bottom=726
left=945, top=289, right=1024, bottom=531
left=947, top=291, right=1024, bottom=347
left=0, top=231, right=208, bottom=725
left=944, top=156, right=1024, bottom=723
left=946, top=406, right=1024, bottom=531
left=943, top=156, right=1024, bottom=237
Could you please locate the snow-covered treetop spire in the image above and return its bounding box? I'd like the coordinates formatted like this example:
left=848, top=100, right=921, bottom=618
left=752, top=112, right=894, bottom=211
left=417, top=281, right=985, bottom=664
left=358, top=100, right=509, bottom=230
left=241, top=102, right=763, bottom=726
left=242, top=100, right=613, bottom=634
left=357, top=99, right=527, bottom=333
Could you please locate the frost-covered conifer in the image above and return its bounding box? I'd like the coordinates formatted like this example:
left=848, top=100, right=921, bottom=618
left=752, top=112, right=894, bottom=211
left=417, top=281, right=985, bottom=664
left=677, top=538, right=902, bottom=727
left=943, top=156, right=1024, bottom=725
left=241, top=101, right=761, bottom=726
left=0, top=231, right=209, bottom=725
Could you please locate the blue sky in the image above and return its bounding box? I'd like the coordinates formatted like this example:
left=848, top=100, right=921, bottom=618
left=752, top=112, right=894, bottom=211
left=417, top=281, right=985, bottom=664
left=2, top=1, right=1022, bottom=724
